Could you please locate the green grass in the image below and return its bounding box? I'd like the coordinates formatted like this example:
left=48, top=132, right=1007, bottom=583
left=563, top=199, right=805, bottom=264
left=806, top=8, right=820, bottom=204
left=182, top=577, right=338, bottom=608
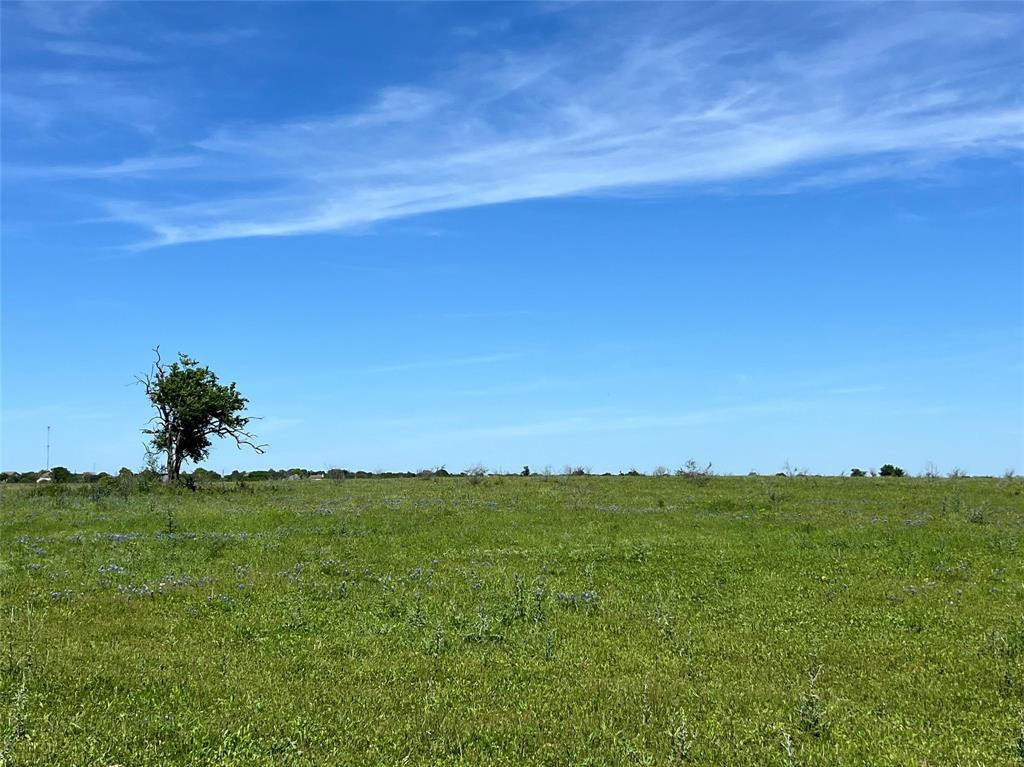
left=2, top=475, right=1023, bottom=766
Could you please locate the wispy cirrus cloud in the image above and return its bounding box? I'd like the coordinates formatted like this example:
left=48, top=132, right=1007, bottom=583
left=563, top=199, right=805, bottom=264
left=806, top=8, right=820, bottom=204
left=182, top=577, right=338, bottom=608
left=828, top=386, right=885, bottom=396
left=19, top=1, right=108, bottom=36
left=1, top=403, right=110, bottom=423
left=161, top=27, right=258, bottom=46
left=348, top=352, right=523, bottom=376
left=6, top=154, right=202, bottom=180
left=2, top=69, right=169, bottom=133
left=9, top=4, right=1024, bottom=249
left=45, top=40, right=153, bottom=63
left=422, top=399, right=808, bottom=441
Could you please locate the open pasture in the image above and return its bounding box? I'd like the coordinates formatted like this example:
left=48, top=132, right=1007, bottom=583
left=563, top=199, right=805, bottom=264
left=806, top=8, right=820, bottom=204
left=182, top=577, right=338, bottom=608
left=2, top=475, right=1023, bottom=766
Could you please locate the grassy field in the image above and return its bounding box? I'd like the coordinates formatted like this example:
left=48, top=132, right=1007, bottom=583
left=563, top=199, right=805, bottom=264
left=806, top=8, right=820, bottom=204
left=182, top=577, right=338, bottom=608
left=2, top=475, right=1022, bottom=766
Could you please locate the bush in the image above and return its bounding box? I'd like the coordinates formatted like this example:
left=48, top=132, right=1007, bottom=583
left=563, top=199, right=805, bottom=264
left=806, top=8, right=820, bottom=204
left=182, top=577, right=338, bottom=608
left=465, top=464, right=487, bottom=485
left=850, top=468, right=866, bottom=477
left=51, top=467, right=73, bottom=483
left=676, top=459, right=714, bottom=484
left=879, top=464, right=905, bottom=477
left=95, top=472, right=156, bottom=499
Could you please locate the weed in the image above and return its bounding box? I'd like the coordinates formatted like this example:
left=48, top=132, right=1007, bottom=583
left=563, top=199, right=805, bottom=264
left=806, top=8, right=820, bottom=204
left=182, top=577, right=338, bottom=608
left=779, top=729, right=795, bottom=765
left=409, top=591, right=426, bottom=630
left=797, top=664, right=825, bottom=738
left=1015, top=710, right=1024, bottom=763
left=428, top=621, right=446, bottom=657
left=510, top=573, right=527, bottom=621
left=941, top=490, right=964, bottom=515
left=668, top=710, right=693, bottom=761
left=530, top=577, right=548, bottom=624
left=543, top=629, right=556, bottom=661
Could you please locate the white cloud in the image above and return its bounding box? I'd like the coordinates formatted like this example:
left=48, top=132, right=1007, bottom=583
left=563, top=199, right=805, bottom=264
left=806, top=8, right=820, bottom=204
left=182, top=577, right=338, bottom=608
left=20, top=1, right=107, bottom=36
left=162, top=28, right=258, bottom=46
left=12, top=4, right=1024, bottom=248
left=2, top=69, right=169, bottom=133
left=7, top=154, right=202, bottom=180
left=45, top=40, right=154, bottom=63
left=254, top=417, right=303, bottom=435
left=348, top=352, right=523, bottom=376
left=423, top=400, right=806, bottom=441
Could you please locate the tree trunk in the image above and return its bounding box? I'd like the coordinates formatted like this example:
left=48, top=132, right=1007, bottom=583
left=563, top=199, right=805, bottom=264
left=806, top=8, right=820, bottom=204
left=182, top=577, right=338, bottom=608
left=172, top=446, right=185, bottom=483
left=165, top=439, right=177, bottom=483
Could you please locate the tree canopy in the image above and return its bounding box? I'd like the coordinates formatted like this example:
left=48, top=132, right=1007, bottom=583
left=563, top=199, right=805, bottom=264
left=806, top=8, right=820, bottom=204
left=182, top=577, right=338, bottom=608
left=139, top=348, right=265, bottom=482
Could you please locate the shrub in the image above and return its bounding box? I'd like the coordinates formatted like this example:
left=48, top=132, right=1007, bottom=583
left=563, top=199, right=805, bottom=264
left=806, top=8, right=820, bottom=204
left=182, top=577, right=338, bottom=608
left=676, top=459, right=713, bottom=484
left=50, top=466, right=73, bottom=483
left=879, top=464, right=905, bottom=477
left=465, top=464, right=487, bottom=484
left=192, top=467, right=221, bottom=483
left=850, top=468, right=866, bottom=477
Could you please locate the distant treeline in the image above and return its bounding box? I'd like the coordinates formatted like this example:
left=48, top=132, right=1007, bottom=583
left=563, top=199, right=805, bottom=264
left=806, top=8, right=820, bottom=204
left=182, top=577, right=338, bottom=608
left=0, top=461, right=996, bottom=485
left=1, top=467, right=440, bottom=484
left=5, top=464, right=649, bottom=483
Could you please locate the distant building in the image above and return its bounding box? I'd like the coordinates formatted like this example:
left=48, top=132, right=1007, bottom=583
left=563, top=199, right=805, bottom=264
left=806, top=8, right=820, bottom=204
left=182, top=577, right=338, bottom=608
left=309, top=472, right=325, bottom=481
left=36, top=471, right=53, bottom=484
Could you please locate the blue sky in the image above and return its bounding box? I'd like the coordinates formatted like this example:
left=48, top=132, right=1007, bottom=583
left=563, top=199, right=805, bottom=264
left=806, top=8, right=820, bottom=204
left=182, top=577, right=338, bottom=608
left=2, top=1, right=1022, bottom=476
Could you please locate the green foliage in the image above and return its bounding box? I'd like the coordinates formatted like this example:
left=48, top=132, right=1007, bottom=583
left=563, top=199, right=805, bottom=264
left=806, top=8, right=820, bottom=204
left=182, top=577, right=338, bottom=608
left=140, top=349, right=263, bottom=481
left=850, top=468, right=866, bottom=477
left=2, top=475, right=1021, bottom=765
left=49, top=466, right=72, bottom=483
left=879, top=464, right=906, bottom=477
left=192, top=468, right=222, bottom=483
left=676, top=459, right=714, bottom=484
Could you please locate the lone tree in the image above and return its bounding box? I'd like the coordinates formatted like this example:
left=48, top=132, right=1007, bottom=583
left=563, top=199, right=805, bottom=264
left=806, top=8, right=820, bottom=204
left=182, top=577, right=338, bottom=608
left=138, top=348, right=265, bottom=482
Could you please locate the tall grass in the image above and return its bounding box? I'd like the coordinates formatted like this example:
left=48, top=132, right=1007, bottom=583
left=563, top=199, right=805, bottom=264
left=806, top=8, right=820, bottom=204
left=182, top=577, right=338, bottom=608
left=1, top=475, right=1022, bottom=765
